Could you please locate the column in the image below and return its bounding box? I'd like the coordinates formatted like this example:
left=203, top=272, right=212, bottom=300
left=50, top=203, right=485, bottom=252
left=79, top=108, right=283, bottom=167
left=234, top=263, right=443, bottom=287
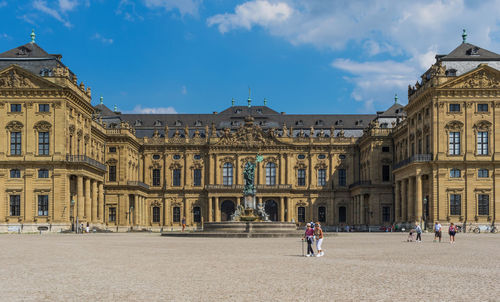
left=407, top=177, right=414, bottom=222
left=401, top=179, right=407, bottom=222
left=91, top=180, right=98, bottom=223
left=215, top=197, right=221, bottom=222
left=286, top=198, right=292, bottom=222
left=395, top=181, right=400, bottom=223
left=280, top=197, right=285, bottom=222
left=208, top=196, right=213, bottom=222
left=84, top=178, right=91, bottom=220
left=77, top=175, right=84, bottom=219
left=98, top=182, right=104, bottom=223
left=360, top=195, right=365, bottom=225
left=415, top=174, right=422, bottom=224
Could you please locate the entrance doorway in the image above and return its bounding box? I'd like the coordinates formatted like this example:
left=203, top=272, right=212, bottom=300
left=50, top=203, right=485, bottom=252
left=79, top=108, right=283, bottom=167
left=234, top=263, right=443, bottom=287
left=339, top=206, right=347, bottom=223
left=221, top=200, right=235, bottom=221
left=265, top=200, right=278, bottom=221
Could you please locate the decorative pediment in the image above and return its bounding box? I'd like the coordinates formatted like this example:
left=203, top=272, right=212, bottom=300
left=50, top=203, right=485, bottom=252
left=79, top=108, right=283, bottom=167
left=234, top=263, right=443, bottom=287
left=219, top=156, right=235, bottom=166
left=0, top=65, right=61, bottom=89
left=445, top=120, right=464, bottom=130
left=441, top=66, right=500, bottom=89
left=294, top=163, right=307, bottom=170
left=240, top=156, right=255, bottom=168
left=151, top=200, right=162, bottom=207
left=169, top=163, right=182, bottom=170
left=216, top=116, right=283, bottom=148
left=381, top=158, right=392, bottom=164
left=34, top=121, right=51, bottom=132
left=6, top=121, right=23, bottom=131
left=106, top=158, right=118, bottom=165
left=68, top=125, right=75, bottom=134
left=473, top=120, right=492, bottom=131
left=315, top=162, right=327, bottom=169
left=190, top=163, right=203, bottom=170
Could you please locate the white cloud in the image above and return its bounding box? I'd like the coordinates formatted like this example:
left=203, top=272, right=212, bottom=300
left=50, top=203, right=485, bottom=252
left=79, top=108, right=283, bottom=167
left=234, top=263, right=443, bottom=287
left=143, top=0, right=201, bottom=16
left=92, top=33, right=114, bottom=44
left=117, top=0, right=144, bottom=21
left=0, top=1, right=7, bottom=8
left=33, top=0, right=72, bottom=27
left=181, top=85, right=187, bottom=95
left=128, top=105, right=178, bottom=114
left=208, top=0, right=500, bottom=109
left=207, top=0, right=293, bottom=33
left=58, top=0, right=78, bottom=12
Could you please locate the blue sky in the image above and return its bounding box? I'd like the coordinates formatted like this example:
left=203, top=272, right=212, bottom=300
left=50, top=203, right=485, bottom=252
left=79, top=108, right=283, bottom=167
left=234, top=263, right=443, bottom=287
left=1, top=0, right=500, bottom=114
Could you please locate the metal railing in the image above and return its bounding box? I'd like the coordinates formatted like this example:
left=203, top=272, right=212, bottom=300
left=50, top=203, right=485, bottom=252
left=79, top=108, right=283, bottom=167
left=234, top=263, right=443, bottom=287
left=393, top=154, right=433, bottom=170
left=127, top=181, right=150, bottom=190
left=349, top=180, right=372, bottom=189
left=205, top=184, right=292, bottom=190
left=66, top=155, right=106, bottom=171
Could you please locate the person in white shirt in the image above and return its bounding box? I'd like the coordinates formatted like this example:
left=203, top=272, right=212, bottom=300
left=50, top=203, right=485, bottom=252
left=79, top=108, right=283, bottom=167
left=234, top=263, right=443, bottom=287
left=434, top=221, right=442, bottom=242
left=415, top=223, right=422, bottom=242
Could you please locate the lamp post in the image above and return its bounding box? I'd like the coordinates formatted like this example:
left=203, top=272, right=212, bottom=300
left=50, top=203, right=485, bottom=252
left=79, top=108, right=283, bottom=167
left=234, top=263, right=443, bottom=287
left=423, top=197, right=428, bottom=230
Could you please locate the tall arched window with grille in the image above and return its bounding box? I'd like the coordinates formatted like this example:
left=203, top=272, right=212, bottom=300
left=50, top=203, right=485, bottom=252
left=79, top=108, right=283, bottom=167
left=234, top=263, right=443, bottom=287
left=265, top=162, right=276, bottom=185
left=223, top=162, right=233, bottom=186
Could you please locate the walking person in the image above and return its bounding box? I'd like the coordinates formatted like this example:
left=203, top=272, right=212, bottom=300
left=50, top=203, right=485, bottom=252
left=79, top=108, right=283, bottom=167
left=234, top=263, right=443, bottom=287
left=303, top=223, right=315, bottom=257
left=314, top=222, right=324, bottom=257
left=449, top=222, right=457, bottom=244
left=434, top=221, right=442, bottom=243
left=181, top=217, right=186, bottom=232
left=86, top=222, right=90, bottom=234
left=415, top=223, right=422, bottom=242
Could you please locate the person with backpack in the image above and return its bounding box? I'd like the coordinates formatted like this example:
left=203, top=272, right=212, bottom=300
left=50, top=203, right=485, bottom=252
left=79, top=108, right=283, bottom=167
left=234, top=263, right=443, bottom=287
left=415, top=223, right=422, bottom=242
left=314, top=222, right=324, bottom=257
left=303, top=223, right=315, bottom=257
left=449, top=222, right=457, bottom=244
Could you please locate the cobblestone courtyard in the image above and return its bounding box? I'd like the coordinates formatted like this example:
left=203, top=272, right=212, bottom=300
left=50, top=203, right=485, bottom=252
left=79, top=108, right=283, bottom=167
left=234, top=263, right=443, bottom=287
left=0, top=232, right=498, bottom=301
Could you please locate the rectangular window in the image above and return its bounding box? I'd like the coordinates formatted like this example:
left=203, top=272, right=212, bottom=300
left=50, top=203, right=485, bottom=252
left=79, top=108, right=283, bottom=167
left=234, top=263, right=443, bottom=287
left=297, top=169, right=306, bottom=186
left=193, top=207, right=201, bottom=223
left=38, top=169, right=49, bottom=178
left=298, top=207, right=305, bottom=222
left=411, top=143, right=415, bottom=156
left=338, top=169, right=346, bottom=186
left=478, top=195, right=489, bottom=216
left=477, top=103, right=488, bottom=112
left=38, top=132, right=49, bottom=155
left=152, top=207, right=160, bottom=223
left=418, top=139, right=422, bottom=154
left=38, top=195, right=49, bottom=216
left=108, top=147, right=116, bottom=153
left=10, top=169, right=21, bottom=178
left=425, top=135, right=430, bottom=154
left=10, top=132, right=21, bottom=155
left=39, top=104, right=50, bottom=112
left=173, top=169, right=181, bottom=186
left=152, top=169, right=161, bottom=186
left=10, top=195, right=21, bottom=216
left=382, top=165, right=390, bottom=182
left=108, top=165, right=116, bottom=182
left=109, top=207, right=116, bottom=222
left=449, top=104, right=460, bottom=112
left=450, top=194, right=461, bottom=216
left=477, top=131, right=488, bottom=155
left=382, top=206, right=391, bottom=222
left=450, top=169, right=461, bottom=178
left=222, top=163, right=233, bottom=186
left=317, top=169, right=326, bottom=186
left=382, top=146, right=390, bottom=152
left=449, top=132, right=460, bottom=155
left=173, top=207, right=180, bottom=222
left=478, top=169, right=489, bottom=178
left=193, top=169, right=202, bottom=186
left=10, top=104, right=21, bottom=112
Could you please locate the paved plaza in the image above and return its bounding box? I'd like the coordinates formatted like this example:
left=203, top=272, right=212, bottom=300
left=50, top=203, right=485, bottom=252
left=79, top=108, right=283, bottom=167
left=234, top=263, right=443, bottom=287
left=0, top=232, right=498, bottom=301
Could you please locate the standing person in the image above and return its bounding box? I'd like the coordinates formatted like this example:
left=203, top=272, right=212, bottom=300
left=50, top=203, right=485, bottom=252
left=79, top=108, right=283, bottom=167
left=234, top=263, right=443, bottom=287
left=415, top=223, right=422, bottom=242
left=314, top=222, right=324, bottom=257
left=86, top=222, right=90, bottom=234
left=434, top=221, right=442, bottom=243
left=449, top=222, right=457, bottom=244
left=181, top=217, right=186, bottom=232
left=303, top=223, right=315, bottom=257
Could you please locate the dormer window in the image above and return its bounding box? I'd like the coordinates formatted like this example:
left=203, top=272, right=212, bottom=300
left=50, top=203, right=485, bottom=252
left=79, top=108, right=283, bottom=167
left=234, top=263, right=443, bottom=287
left=446, top=69, right=457, bottom=76
left=194, top=120, right=202, bottom=126
left=174, top=120, right=182, bottom=126
left=380, top=123, right=388, bottom=128
left=295, top=120, right=304, bottom=126
left=231, top=121, right=240, bottom=126
left=335, top=120, right=343, bottom=126
left=355, top=120, right=363, bottom=126
left=256, top=109, right=263, bottom=114
left=315, top=120, right=324, bottom=126
left=467, top=47, right=480, bottom=55
left=235, top=109, right=242, bottom=114
left=134, top=120, right=143, bottom=127
left=153, top=120, right=162, bottom=127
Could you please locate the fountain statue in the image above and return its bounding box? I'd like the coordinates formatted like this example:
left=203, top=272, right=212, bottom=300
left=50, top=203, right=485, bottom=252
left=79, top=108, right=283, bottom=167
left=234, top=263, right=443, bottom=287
left=231, top=156, right=269, bottom=222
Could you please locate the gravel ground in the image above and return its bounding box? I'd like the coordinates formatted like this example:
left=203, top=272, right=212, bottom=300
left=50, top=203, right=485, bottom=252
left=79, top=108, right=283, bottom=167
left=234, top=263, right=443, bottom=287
left=0, top=232, right=498, bottom=302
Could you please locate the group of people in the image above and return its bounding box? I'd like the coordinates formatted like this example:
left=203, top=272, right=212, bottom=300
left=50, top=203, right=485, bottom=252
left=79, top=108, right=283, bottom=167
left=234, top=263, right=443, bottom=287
left=302, top=222, right=324, bottom=257
left=407, top=221, right=458, bottom=243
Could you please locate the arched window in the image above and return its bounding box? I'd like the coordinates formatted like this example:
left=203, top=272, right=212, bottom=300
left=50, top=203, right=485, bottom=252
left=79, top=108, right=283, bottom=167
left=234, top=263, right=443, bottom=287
left=193, top=206, right=201, bottom=223
left=318, top=206, right=326, bottom=223
left=265, top=162, right=276, bottom=185
left=152, top=206, right=160, bottom=223
left=223, top=163, right=233, bottom=186
left=298, top=207, right=306, bottom=222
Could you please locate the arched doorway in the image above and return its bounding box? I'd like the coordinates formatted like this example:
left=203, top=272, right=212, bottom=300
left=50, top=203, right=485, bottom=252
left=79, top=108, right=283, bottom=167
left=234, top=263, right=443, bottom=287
left=220, top=200, right=235, bottom=221
left=339, top=206, right=347, bottom=223
left=265, top=200, right=278, bottom=221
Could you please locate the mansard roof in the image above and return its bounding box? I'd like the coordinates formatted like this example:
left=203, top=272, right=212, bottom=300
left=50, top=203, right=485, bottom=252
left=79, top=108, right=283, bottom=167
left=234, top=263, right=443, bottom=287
left=437, top=43, right=500, bottom=61
left=378, top=103, right=404, bottom=117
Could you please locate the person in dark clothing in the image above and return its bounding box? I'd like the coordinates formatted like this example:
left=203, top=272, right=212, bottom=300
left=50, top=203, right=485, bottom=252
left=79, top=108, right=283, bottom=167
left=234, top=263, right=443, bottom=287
left=303, top=223, right=315, bottom=257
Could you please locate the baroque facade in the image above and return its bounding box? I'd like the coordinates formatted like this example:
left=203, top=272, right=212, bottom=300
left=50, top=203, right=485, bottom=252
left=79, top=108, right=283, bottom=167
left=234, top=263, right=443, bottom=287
left=0, top=36, right=499, bottom=232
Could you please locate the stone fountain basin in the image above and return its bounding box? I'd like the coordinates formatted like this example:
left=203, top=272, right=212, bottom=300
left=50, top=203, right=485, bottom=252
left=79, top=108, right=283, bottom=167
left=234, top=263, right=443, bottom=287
left=203, top=221, right=297, bottom=233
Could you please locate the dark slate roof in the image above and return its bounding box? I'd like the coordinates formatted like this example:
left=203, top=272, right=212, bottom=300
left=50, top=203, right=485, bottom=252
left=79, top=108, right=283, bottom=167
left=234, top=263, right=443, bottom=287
left=378, top=103, right=404, bottom=117
left=437, top=43, right=500, bottom=61
left=0, top=42, right=72, bottom=78
left=94, top=104, right=115, bottom=116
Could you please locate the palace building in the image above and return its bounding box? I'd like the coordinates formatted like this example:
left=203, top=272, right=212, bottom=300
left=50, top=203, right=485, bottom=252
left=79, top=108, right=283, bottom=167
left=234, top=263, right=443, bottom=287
left=0, top=32, right=499, bottom=232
